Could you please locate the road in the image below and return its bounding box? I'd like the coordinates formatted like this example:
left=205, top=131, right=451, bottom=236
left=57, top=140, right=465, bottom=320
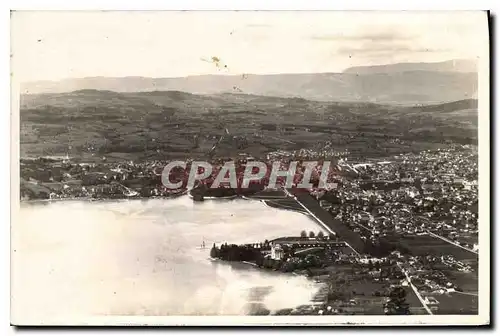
left=355, top=221, right=373, bottom=233
left=454, top=291, right=479, bottom=297
left=426, top=230, right=478, bottom=255
left=397, top=263, right=433, bottom=315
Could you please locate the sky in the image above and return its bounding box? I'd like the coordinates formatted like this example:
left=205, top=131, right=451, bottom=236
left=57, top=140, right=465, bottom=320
left=11, top=11, right=488, bottom=82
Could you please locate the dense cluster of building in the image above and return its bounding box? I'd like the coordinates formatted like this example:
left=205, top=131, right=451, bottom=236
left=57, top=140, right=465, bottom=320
left=20, top=157, right=186, bottom=200
left=316, top=145, right=478, bottom=250
left=209, top=144, right=478, bottom=314
left=20, top=154, right=346, bottom=200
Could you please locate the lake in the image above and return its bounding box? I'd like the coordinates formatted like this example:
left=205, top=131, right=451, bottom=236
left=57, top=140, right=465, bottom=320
left=12, top=196, right=322, bottom=322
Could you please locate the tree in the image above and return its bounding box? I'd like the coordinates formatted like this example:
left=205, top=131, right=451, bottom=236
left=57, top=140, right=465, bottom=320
left=281, top=260, right=297, bottom=273
left=326, top=273, right=349, bottom=301
left=317, top=231, right=325, bottom=239
left=309, top=231, right=316, bottom=238
left=305, top=254, right=321, bottom=267
left=255, top=252, right=264, bottom=267
left=210, top=243, right=219, bottom=258
left=384, top=287, right=410, bottom=315
left=300, top=230, right=307, bottom=238
left=328, top=233, right=336, bottom=240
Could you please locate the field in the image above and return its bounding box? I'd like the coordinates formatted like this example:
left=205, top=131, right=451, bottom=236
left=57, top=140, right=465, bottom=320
left=444, top=269, right=479, bottom=293
left=398, top=235, right=479, bottom=262
left=457, top=234, right=479, bottom=247
left=20, top=91, right=478, bottom=162
left=431, top=292, right=478, bottom=315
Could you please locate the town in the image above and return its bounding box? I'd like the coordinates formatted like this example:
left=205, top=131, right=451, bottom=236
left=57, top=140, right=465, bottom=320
left=20, top=144, right=478, bottom=315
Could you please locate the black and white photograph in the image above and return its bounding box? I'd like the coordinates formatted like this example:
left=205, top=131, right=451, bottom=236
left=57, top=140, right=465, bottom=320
left=9, top=10, right=490, bottom=326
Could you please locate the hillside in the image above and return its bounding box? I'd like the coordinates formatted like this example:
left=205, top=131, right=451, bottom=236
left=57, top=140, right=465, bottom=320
left=20, top=90, right=478, bottom=162
left=21, top=61, right=478, bottom=104
left=409, top=99, right=478, bottom=113
left=343, top=59, right=477, bottom=75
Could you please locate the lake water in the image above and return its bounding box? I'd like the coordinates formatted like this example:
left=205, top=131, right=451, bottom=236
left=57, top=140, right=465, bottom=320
left=12, top=196, right=322, bottom=322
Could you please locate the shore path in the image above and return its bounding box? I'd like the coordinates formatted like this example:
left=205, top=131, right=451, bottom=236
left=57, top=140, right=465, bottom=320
left=283, top=188, right=335, bottom=236
left=283, top=188, right=363, bottom=256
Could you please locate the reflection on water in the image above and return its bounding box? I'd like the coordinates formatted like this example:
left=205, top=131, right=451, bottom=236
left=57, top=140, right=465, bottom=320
left=12, top=196, right=321, bottom=321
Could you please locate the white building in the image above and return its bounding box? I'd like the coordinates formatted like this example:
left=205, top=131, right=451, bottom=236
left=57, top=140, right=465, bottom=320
left=423, top=296, right=440, bottom=305
left=270, top=243, right=284, bottom=260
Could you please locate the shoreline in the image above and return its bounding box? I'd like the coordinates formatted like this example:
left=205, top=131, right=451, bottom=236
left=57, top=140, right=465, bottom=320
left=187, top=191, right=239, bottom=201
left=262, top=200, right=309, bottom=215
left=20, top=190, right=189, bottom=204
left=21, top=191, right=310, bottom=221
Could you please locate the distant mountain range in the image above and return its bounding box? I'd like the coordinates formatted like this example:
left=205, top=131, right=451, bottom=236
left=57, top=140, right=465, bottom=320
left=20, top=59, right=478, bottom=104
left=343, top=59, right=477, bottom=74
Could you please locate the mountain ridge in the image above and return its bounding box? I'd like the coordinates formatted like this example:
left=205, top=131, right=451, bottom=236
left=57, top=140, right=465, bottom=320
left=20, top=60, right=478, bottom=104
left=20, top=89, right=478, bottom=111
